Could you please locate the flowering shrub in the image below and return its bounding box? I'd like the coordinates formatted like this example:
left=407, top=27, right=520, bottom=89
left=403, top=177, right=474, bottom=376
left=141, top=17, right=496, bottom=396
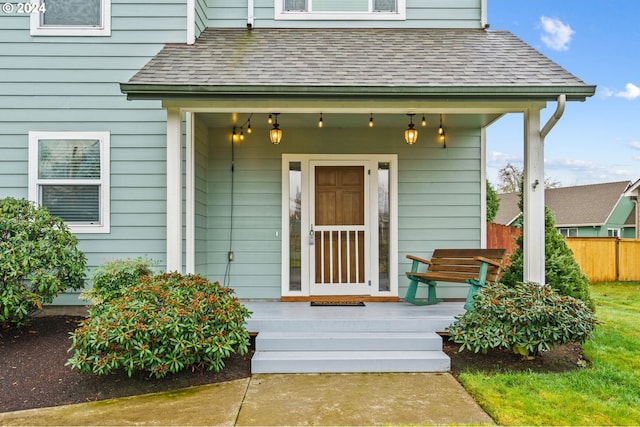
left=67, top=273, right=251, bottom=378
left=0, top=198, right=86, bottom=328
left=446, top=281, right=597, bottom=358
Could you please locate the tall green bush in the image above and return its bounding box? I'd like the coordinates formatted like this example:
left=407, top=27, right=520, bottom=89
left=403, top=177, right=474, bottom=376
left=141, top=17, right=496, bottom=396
left=501, top=191, right=594, bottom=311
left=0, top=198, right=86, bottom=328
left=67, top=273, right=251, bottom=378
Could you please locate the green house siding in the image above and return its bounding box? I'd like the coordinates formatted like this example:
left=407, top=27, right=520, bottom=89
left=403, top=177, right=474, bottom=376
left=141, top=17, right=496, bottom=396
left=204, top=0, right=483, bottom=29
left=194, top=119, right=481, bottom=299
left=0, top=1, right=188, bottom=303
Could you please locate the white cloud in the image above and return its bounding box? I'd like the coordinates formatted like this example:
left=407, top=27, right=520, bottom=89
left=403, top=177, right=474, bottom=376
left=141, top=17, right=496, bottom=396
left=543, top=158, right=635, bottom=185
left=629, top=141, right=640, bottom=150
left=616, top=83, right=640, bottom=100
left=540, top=16, right=574, bottom=51
left=599, top=87, right=614, bottom=98
left=488, top=151, right=520, bottom=163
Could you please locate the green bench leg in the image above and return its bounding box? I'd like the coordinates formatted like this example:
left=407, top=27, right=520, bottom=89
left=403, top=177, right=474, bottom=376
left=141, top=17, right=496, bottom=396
left=405, top=276, right=441, bottom=306
left=464, top=262, right=490, bottom=310
left=464, top=280, right=483, bottom=310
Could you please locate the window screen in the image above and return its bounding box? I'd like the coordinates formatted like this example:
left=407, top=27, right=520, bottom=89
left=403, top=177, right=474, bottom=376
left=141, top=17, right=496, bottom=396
left=37, top=139, right=102, bottom=223
left=41, top=0, right=102, bottom=26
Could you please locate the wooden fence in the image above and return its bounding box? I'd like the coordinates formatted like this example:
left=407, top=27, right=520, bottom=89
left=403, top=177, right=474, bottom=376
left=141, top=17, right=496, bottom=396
left=486, top=222, right=521, bottom=260
left=487, top=224, right=640, bottom=282
left=565, top=238, right=640, bottom=282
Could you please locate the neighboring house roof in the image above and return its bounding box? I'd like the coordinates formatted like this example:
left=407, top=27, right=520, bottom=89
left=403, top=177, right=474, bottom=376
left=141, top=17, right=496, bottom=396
left=624, top=178, right=640, bottom=197
left=121, top=28, right=595, bottom=101
left=496, top=181, right=633, bottom=227
left=494, top=192, right=520, bottom=225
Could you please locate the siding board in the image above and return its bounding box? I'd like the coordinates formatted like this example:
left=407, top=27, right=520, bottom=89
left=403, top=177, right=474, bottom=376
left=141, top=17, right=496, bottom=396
left=0, top=1, right=186, bottom=291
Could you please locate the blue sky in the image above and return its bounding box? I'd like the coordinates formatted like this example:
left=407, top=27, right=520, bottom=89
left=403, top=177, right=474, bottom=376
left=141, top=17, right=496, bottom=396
left=486, top=0, right=640, bottom=188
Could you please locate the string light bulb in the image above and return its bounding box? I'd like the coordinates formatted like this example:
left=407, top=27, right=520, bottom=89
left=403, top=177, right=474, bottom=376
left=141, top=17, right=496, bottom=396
left=318, top=113, right=324, bottom=128
left=368, top=113, right=374, bottom=128
left=438, top=114, right=446, bottom=148
left=247, top=120, right=252, bottom=134
left=267, top=113, right=273, bottom=124
left=421, top=114, right=427, bottom=127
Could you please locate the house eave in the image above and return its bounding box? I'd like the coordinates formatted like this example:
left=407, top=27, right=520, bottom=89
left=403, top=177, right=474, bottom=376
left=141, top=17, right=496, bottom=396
left=120, top=83, right=596, bottom=102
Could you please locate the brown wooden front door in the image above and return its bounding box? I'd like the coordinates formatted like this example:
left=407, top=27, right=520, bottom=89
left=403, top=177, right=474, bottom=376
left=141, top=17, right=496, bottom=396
left=311, top=165, right=369, bottom=295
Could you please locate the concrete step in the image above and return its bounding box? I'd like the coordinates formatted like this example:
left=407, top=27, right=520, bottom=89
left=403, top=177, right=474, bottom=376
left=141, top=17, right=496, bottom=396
left=255, top=331, right=443, bottom=351
left=251, top=350, right=450, bottom=373
left=246, top=317, right=454, bottom=334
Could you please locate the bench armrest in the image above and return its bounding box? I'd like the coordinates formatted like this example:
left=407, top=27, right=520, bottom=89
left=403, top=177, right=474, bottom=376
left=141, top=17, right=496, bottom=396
left=474, top=256, right=503, bottom=268
left=406, top=254, right=432, bottom=265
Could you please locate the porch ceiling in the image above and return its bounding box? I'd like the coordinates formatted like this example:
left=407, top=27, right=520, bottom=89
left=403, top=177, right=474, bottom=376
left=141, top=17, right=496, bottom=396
left=121, top=28, right=595, bottom=103
left=195, top=111, right=503, bottom=131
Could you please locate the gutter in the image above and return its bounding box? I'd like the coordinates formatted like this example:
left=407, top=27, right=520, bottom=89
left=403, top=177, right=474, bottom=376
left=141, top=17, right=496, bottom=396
left=540, top=94, right=566, bottom=138
left=120, top=84, right=595, bottom=102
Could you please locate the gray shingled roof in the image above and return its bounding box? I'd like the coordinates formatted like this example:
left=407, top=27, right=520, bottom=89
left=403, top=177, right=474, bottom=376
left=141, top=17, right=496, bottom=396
left=496, top=181, right=633, bottom=227
left=122, top=28, right=595, bottom=100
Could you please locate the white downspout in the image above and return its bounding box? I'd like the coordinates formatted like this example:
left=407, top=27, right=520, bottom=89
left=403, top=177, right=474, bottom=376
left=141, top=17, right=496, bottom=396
left=247, top=0, right=255, bottom=29
left=541, top=94, right=566, bottom=139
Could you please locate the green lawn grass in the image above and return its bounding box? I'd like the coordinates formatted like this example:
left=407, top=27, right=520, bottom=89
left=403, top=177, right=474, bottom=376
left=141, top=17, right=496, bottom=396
left=457, top=282, right=640, bottom=426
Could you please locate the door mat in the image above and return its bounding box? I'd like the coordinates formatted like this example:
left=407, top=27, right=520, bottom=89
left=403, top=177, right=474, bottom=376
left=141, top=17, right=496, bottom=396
left=310, top=301, right=365, bottom=306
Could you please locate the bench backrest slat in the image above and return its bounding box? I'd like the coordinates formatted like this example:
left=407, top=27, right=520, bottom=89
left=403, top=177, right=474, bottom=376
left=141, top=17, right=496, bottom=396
left=427, top=249, right=506, bottom=283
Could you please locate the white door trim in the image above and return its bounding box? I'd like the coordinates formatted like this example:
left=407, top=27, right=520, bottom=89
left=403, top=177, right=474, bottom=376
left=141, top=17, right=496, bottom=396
left=281, top=154, right=398, bottom=297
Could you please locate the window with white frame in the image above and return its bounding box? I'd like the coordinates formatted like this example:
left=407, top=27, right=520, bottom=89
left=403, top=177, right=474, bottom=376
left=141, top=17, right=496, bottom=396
left=558, top=227, right=578, bottom=237
left=607, top=228, right=620, bottom=237
left=29, top=132, right=110, bottom=233
left=30, top=0, right=111, bottom=36
left=277, top=0, right=405, bottom=20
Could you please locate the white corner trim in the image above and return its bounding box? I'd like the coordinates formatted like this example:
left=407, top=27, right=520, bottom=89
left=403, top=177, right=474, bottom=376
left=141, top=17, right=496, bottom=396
left=187, top=0, right=195, bottom=45
left=185, top=113, right=195, bottom=273
left=166, top=108, right=183, bottom=273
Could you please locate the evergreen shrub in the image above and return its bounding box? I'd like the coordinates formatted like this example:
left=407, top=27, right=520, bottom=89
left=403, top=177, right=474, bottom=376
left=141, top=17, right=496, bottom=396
left=81, top=257, right=155, bottom=306
left=67, top=272, right=251, bottom=378
left=446, top=281, right=597, bottom=358
left=0, top=198, right=86, bottom=328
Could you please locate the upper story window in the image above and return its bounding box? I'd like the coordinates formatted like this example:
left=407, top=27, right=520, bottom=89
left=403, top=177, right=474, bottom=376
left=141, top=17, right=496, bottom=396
left=276, top=0, right=406, bottom=20
left=28, top=131, right=110, bottom=234
left=30, top=0, right=111, bottom=36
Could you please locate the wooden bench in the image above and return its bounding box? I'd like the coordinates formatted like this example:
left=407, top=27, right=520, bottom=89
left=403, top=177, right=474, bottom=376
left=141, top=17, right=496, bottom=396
left=405, top=248, right=506, bottom=309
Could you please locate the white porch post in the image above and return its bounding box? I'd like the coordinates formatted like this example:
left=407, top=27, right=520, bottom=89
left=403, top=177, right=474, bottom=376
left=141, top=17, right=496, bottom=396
left=166, top=107, right=182, bottom=272
left=523, top=107, right=545, bottom=284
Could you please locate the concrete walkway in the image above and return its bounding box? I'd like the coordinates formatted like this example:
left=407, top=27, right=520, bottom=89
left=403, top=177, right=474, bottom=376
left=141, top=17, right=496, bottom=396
left=0, top=373, right=494, bottom=426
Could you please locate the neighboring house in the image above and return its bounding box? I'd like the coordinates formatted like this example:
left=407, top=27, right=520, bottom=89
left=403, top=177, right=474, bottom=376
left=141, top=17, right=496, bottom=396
left=0, top=0, right=595, bottom=304
left=624, top=179, right=640, bottom=239
left=495, top=181, right=637, bottom=238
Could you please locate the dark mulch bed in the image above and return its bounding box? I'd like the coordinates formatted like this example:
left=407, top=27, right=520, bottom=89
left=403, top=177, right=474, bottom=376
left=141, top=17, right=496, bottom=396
left=0, top=315, right=589, bottom=413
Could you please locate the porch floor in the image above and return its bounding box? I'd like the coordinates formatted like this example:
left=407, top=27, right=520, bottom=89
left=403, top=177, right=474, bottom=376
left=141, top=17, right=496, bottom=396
left=242, top=301, right=465, bottom=334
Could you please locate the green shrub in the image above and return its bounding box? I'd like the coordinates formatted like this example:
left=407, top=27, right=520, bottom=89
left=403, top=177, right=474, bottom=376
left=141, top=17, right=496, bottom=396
left=0, top=198, right=87, bottom=328
left=81, top=257, right=155, bottom=306
left=446, top=281, right=597, bottom=358
left=67, top=272, right=252, bottom=378
left=502, top=191, right=594, bottom=311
